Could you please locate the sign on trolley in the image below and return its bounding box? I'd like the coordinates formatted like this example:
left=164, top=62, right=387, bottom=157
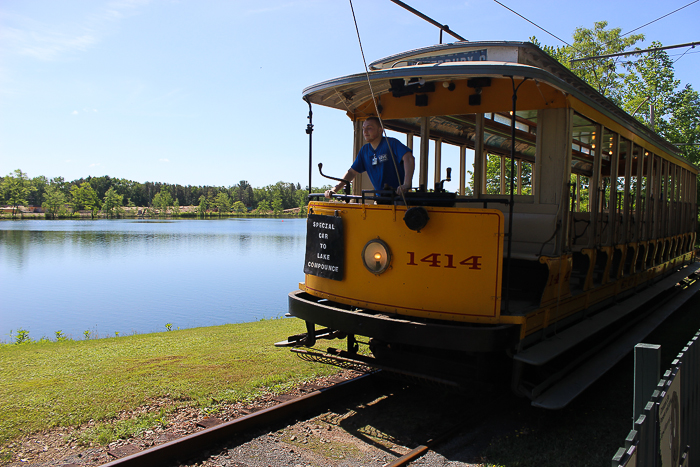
left=304, top=214, right=344, bottom=281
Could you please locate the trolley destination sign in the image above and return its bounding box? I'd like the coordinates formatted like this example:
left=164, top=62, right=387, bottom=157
left=304, top=214, right=344, bottom=281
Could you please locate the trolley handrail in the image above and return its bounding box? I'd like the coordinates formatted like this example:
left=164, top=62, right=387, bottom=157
left=308, top=191, right=512, bottom=209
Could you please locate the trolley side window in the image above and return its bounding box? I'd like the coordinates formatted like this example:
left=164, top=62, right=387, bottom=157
left=481, top=111, right=537, bottom=196
left=571, top=113, right=597, bottom=213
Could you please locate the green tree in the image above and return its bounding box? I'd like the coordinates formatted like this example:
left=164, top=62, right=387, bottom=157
left=197, top=195, right=208, bottom=216
left=533, top=22, right=699, bottom=209
left=102, top=187, right=124, bottom=218
left=49, top=176, right=69, bottom=195
left=233, top=200, right=247, bottom=214
left=237, top=180, right=253, bottom=207
left=151, top=187, right=174, bottom=215
left=665, top=85, right=700, bottom=164
left=1, top=169, right=37, bottom=216
left=70, top=182, right=101, bottom=216
left=621, top=41, right=679, bottom=133
left=532, top=21, right=644, bottom=104
left=28, top=176, right=48, bottom=206
left=295, top=189, right=309, bottom=216
left=42, top=185, right=68, bottom=219
left=271, top=196, right=282, bottom=215
left=212, top=192, right=232, bottom=214
left=255, top=200, right=271, bottom=215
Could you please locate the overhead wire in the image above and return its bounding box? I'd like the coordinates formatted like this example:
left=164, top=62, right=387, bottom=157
left=612, top=49, right=699, bottom=67
left=492, top=0, right=573, bottom=49
left=491, top=1, right=610, bottom=81
left=619, top=0, right=699, bottom=39
left=600, top=0, right=700, bottom=67
left=494, top=0, right=699, bottom=71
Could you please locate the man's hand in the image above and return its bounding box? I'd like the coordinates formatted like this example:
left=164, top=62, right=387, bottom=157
left=324, top=189, right=335, bottom=199
left=396, top=183, right=411, bottom=196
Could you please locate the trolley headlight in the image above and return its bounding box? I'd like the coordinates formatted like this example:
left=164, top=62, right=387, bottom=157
left=362, top=238, right=391, bottom=274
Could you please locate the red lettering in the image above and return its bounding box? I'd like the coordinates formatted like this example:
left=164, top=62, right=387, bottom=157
left=405, top=252, right=483, bottom=270
left=420, top=253, right=441, bottom=268
left=459, top=255, right=482, bottom=270
left=407, top=251, right=417, bottom=266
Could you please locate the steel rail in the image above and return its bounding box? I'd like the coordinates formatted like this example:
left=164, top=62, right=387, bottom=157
left=385, top=392, right=495, bottom=466
left=100, top=373, right=376, bottom=467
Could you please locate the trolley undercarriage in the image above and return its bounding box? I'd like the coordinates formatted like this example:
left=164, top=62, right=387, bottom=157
left=277, top=263, right=700, bottom=408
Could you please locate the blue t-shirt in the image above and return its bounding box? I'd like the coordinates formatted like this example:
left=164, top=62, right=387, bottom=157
left=351, top=137, right=411, bottom=191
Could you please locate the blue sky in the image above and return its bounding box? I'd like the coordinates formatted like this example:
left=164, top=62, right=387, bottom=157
left=1, top=0, right=698, bottom=190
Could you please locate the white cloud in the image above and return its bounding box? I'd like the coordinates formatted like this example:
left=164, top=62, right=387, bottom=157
left=89, top=163, right=101, bottom=167
left=159, top=158, right=170, bottom=163
left=2, top=1, right=151, bottom=61
left=71, top=108, right=98, bottom=115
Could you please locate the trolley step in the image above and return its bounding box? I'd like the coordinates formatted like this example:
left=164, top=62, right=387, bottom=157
left=514, top=264, right=700, bottom=366
left=531, top=274, right=700, bottom=409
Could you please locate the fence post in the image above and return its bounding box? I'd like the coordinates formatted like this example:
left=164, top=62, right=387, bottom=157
left=634, top=343, right=661, bottom=424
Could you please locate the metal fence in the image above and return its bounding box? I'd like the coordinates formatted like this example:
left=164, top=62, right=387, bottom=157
left=613, top=329, right=700, bottom=467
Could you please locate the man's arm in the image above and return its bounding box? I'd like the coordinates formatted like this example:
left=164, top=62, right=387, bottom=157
left=396, top=152, right=415, bottom=196
left=324, top=168, right=358, bottom=198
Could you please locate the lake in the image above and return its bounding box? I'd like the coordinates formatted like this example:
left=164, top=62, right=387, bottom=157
left=0, top=218, right=307, bottom=342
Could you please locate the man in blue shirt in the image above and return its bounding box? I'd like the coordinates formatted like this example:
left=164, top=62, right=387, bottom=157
left=325, top=117, right=415, bottom=198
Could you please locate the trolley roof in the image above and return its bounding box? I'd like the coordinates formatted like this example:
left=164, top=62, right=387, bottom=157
left=303, top=41, right=693, bottom=168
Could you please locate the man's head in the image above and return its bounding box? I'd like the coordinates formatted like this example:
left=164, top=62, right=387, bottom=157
left=362, top=117, right=383, bottom=145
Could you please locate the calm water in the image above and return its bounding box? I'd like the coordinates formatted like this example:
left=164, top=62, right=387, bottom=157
left=0, top=218, right=307, bottom=342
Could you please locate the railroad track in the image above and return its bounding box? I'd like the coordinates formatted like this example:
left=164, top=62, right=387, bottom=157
left=101, top=373, right=378, bottom=466
left=99, top=371, right=500, bottom=467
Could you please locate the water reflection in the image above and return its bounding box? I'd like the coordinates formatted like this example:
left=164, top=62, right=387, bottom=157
left=0, top=219, right=307, bottom=341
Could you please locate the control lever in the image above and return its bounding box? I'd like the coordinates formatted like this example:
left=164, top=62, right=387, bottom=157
left=318, top=163, right=351, bottom=195
left=436, top=167, right=452, bottom=193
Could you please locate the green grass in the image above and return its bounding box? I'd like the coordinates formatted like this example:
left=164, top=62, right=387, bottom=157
left=2, top=291, right=698, bottom=464
left=70, top=408, right=170, bottom=446
left=0, top=318, right=335, bottom=445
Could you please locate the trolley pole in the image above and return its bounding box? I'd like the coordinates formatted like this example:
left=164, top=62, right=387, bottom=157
left=505, top=77, right=528, bottom=313
left=305, top=98, right=314, bottom=195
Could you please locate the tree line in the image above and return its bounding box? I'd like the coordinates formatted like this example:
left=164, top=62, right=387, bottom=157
left=2, top=23, right=698, bottom=218
left=0, top=170, right=331, bottom=218
left=531, top=21, right=699, bottom=165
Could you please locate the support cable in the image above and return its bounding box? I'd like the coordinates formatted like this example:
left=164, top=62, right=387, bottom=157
left=620, top=0, right=699, bottom=39
left=492, top=0, right=572, bottom=48
left=348, top=0, right=408, bottom=206
left=673, top=45, right=696, bottom=64
left=570, top=41, right=700, bottom=63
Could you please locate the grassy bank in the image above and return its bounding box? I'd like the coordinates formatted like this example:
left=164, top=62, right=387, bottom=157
left=0, top=318, right=332, bottom=446
left=2, top=293, right=699, bottom=466
left=0, top=206, right=306, bottom=220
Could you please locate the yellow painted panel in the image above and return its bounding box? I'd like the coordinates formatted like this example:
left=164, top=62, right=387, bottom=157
left=304, top=202, right=504, bottom=322
left=350, top=78, right=567, bottom=120
left=538, top=255, right=573, bottom=306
